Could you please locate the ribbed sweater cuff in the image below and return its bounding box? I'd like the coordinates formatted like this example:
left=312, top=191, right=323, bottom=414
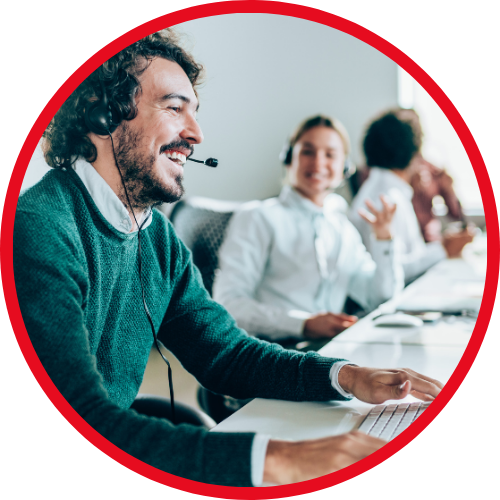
left=304, top=354, right=352, bottom=401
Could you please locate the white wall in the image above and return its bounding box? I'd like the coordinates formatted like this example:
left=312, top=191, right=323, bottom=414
left=23, top=13, right=399, bottom=201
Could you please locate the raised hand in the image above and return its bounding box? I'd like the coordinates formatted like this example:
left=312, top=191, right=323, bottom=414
left=357, top=194, right=397, bottom=240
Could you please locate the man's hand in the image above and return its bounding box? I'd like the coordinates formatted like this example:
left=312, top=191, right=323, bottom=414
left=338, top=366, right=443, bottom=404
left=303, top=313, right=358, bottom=339
left=263, top=431, right=385, bottom=484
left=357, top=195, right=396, bottom=240
left=442, top=228, right=474, bottom=258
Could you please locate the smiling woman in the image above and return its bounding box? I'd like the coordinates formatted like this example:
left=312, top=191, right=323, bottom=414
left=284, top=116, right=350, bottom=204
left=213, top=115, right=403, bottom=342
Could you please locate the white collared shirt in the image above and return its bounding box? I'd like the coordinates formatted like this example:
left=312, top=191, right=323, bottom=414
left=349, top=168, right=446, bottom=283
left=213, top=186, right=403, bottom=339
left=74, top=159, right=152, bottom=233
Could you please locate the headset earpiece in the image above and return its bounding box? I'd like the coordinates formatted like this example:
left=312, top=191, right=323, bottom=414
left=84, top=79, right=117, bottom=135
left=279, top=139, right=293, bottom=166
left=343, top=157, right=356, bottom=179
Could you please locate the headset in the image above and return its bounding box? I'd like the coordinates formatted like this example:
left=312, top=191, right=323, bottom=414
left=279, top=138, right=356, bottom=179
left=84, top=78, right=119, bottom=136
left=84, top=77, right=218, bottom=166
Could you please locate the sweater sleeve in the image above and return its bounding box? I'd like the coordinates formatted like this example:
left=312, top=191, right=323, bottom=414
left=158, top=226, right=351, bottom=403
left=13, top=210, right=256, bottom=486
left=14, top=211, right=350, bottom=486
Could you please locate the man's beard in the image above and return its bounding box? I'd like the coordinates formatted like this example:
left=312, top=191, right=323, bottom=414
left=114, top=123, right=185, bottom=211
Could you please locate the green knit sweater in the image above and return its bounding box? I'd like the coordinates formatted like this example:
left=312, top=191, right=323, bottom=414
left=13, top=167, right=348, bottom=486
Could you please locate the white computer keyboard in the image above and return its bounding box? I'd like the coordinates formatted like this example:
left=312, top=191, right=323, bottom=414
left=358, top=401, right=432, bottom=441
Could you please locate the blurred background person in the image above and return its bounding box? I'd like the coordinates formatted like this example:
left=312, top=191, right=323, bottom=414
left=410, top=153, right=464, bottom=243
left=349, top=109, right=474, bottom=284
left=350, top=109, right=464, bottom=243
left=213, top=116, right=404, bottom=343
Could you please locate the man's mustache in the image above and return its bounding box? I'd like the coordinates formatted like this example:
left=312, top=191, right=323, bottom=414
left=159, top=140, right=194, bottom=157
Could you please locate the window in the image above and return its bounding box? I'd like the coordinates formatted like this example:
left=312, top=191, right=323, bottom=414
left=398, top=67, right=483, bottom=212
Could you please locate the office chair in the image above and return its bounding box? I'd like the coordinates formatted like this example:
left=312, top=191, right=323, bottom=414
left=169, top=197, right=241, bottom=295
left=131, top=394, right=216, bottom=429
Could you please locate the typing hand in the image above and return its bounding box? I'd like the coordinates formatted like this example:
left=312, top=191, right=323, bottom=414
left=263, top=431, right=386, bottom=484
left=303, top=312, right=358, bottom=339
left=357, top=195, right=396, bottom=241
left=338, top=366, right=444, bottom=404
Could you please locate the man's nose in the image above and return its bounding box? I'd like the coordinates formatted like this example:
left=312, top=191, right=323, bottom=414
left=181, top=115, right=204, bottom=145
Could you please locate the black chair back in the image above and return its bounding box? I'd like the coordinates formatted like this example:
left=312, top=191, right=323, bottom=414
left=170, top=197, right=241, bottom=296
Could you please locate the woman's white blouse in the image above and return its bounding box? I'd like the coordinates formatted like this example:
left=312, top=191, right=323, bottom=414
left=213, top=186, right=404, bottom=340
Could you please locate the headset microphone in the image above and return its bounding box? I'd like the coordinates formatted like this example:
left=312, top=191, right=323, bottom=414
left=187, top=157, right=218, bottom=168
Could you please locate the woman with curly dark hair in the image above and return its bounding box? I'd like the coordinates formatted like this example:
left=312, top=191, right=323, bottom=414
left=349, top=108, right=474, bottom=284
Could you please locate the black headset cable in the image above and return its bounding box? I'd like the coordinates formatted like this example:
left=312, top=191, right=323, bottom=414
left=109, top=132, right=176, bottom=424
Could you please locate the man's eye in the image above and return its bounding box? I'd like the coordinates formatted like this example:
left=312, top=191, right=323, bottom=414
left=168, top=107, right=181, bottom=113
left=301, top=150, right=314, bottom=156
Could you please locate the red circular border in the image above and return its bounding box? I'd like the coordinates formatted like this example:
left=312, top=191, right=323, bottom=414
left=1, top=1, right=498, bottom=498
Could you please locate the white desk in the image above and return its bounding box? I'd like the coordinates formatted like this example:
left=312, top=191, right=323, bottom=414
left=214, top=241, right=486, bottom=440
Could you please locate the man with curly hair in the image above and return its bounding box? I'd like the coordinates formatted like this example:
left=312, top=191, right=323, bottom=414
left=350, top=109, right=474, bottom=284
left=13, top=30, right=442, bottom=486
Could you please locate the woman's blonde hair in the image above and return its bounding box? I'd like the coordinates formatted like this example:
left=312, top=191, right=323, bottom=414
left=282, top=115, right=350, bottom=165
